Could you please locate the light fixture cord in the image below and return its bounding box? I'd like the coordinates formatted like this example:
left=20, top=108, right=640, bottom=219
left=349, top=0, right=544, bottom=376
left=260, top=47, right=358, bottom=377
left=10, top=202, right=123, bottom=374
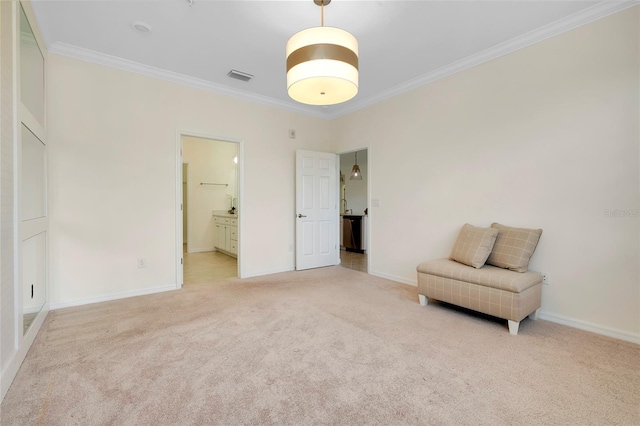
left=321, top=0, right=325, bottom=27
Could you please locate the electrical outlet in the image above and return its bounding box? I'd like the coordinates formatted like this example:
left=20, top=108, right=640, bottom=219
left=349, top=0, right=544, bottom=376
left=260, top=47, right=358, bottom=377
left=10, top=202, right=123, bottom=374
left=542, top=272, right=550, bottom=285
left=138, top=258, right=146, bottom=268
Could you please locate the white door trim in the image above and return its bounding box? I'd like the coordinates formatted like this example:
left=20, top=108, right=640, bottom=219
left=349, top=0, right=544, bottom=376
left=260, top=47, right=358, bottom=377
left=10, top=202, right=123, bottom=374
left=175, top=130, right=244, bottom=287
left=182, top=162, right=189, bottom=252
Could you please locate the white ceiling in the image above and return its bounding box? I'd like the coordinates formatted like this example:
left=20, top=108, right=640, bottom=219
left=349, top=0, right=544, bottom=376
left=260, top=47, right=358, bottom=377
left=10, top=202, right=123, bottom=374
left=30, top=0, right=633, bottom=119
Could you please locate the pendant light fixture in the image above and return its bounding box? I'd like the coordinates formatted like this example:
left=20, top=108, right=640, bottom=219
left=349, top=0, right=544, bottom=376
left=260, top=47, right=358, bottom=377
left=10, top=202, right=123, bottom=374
left=286, top=0, right=359, bottom=106
left=350, top=151, right=362, bottom=180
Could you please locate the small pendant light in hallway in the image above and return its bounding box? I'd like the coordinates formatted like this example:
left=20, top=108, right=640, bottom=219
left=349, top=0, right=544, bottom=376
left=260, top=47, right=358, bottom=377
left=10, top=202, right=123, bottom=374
left=350, top=151, right=362, bottom=180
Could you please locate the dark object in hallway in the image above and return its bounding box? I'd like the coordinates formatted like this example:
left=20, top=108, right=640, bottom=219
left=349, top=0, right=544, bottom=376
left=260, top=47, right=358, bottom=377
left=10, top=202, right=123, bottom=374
left=343, top=215, right=364, bottom=253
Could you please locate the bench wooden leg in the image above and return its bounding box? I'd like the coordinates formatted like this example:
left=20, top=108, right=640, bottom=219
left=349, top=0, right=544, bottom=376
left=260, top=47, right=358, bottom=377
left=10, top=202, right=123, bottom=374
left=529, top=309, right=539, bottom=320
left=508, top=320, right=520, bottom=335
left=418, top=294, right=428, bottom=306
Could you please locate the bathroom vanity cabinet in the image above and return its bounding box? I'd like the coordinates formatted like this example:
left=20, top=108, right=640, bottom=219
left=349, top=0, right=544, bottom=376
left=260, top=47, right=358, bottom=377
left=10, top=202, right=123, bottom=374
left=213, top=213, right=237, bottom=257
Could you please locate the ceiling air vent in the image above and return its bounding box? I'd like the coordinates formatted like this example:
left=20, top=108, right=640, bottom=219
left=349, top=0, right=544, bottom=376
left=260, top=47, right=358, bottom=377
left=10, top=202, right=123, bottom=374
left=227, top=70, right=253, bottom=82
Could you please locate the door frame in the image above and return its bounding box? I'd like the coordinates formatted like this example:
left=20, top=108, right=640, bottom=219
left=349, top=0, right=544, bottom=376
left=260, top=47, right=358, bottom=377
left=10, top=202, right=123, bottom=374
left=175, top=130, right=244, bottom=287
left=182, top=162, right=189, bottom=251
left=336, top=146, right=371, bottom=273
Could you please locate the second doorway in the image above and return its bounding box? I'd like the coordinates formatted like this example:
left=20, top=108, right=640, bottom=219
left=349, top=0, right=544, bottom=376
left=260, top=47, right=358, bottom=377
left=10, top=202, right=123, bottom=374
left=339, top=149, right=368, bottom=273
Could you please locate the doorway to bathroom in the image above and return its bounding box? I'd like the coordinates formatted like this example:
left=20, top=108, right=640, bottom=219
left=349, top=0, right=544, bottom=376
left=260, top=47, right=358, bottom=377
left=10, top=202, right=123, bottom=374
left=180, top=134, right=240, bottom=285
left=339, top=149, right=369, bottom=273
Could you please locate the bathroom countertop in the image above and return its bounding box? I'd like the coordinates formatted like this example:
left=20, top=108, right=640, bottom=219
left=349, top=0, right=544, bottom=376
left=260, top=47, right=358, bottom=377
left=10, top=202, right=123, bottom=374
left=341, top=214, right=367, bottom=217
left=212, top=210, right=238, bottom=218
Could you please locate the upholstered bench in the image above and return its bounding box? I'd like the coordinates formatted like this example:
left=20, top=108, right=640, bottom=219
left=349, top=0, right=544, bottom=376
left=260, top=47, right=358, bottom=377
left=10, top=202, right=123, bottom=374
left=416, top=223, right=543, bottom=335
left=417, top=259, right=542, bottom=335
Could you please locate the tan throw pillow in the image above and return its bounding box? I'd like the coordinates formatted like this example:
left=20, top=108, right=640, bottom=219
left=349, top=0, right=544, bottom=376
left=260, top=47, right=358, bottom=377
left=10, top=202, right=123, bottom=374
left=449, top=224, right=499, bottom=269
left=486, top=223, right=543, bottom=272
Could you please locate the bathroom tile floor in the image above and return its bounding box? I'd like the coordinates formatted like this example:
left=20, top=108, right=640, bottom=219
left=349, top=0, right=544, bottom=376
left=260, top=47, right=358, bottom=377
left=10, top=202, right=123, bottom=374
left=183, top=244, right=237, bottom=285
left=340, top=250, right=368, bottom=273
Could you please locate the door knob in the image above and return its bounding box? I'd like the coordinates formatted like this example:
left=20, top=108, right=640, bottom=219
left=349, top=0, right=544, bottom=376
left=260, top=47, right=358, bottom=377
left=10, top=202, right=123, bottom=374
left=297, top=214, right=307, bottom=218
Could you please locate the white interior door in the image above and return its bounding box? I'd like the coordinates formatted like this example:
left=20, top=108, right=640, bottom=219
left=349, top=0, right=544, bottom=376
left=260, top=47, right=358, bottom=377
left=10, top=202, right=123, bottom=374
left=295, top=150, right=338, bottom=270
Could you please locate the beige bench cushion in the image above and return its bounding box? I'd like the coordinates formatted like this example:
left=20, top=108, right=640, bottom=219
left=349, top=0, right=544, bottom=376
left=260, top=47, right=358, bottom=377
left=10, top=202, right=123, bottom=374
left=486, top=223, right=543, bottom=272
left=417, top=258, right=542, bottom=293
left=449, top=224, right=499, bottom=269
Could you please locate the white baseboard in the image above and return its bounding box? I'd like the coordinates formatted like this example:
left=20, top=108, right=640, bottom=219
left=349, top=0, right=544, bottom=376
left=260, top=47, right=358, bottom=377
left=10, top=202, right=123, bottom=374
left=23, top=305, right=44, bottom=315
left=241, top=266, right=294, bottom=279
left=49, top=284, right=177, bottom=310
left=215, top=248, right=237, bottom=259
left=538, top=311, right=640, bottom=345
left=187, top=246, right=215, bottom=253
left=369, top=270, right=417, bottom=287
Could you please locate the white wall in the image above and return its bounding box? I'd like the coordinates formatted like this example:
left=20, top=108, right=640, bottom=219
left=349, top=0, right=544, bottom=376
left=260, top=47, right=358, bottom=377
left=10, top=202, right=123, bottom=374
left=333, top=7, right=640, bottom=341
left=47, top=54, right=331, bottom=306
left=340, top=150, right=368, bottom=215
left=183, top=136, right=237, bottom=252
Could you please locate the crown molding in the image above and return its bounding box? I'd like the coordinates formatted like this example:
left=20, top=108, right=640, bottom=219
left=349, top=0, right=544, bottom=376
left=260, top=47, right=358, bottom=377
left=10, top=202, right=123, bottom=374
left=47, top=42, right=329, bottom=119
left=325, top=0, right=640, bottom=120
left=48, top=1, right=638, bottom=121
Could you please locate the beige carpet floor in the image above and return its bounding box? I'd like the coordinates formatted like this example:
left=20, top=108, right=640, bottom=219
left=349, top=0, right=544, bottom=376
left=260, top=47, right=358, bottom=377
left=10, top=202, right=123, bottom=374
left=1, top=267, right=639, bottom=425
